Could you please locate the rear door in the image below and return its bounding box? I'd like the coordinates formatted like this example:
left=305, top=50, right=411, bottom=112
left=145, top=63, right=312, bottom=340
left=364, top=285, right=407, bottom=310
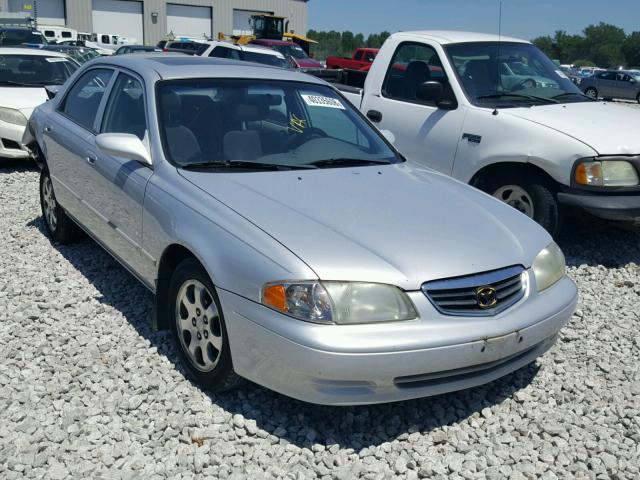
left=45, top=68, right=115, bottom=231
left=595, top=72, right=617, bottom=97
left=92, top=70, right=154, bottom=275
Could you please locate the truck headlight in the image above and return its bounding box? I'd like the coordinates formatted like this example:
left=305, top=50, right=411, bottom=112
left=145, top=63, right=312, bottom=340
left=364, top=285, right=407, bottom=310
left=0, top=107, right=27, bottom=127
left=532, top=242, right=566, bottom=292
left=262, top=281, right=418, bottom=324
left=575, top=159, right=639, bottom=187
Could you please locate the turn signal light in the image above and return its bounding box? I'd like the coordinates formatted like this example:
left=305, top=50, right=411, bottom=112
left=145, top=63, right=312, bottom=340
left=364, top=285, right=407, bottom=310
left=262, top=284, right=287, bottom=311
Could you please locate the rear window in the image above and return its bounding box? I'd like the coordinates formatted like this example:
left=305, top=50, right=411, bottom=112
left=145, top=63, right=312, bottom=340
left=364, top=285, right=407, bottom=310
left=0, top=29, right=47, bottom=46
left=0, top=54, right=77, bottom=86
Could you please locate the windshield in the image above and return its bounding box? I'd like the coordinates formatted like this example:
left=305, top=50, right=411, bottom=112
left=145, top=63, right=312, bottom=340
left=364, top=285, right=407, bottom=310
left=0, top=54, right=77, bottom=86
left=445, top=41, right=586, bottom=107
left=157, top=79, right=400, bottom=169
left=275, top=44, right=308, bottom=60
left=0, top=29, right=47, bottom=46
left=242, top=51, right=289, bottom=69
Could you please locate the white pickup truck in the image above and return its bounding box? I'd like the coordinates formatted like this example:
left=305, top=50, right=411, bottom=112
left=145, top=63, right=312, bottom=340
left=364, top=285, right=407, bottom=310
left=334, top=31, right=640, bottom=234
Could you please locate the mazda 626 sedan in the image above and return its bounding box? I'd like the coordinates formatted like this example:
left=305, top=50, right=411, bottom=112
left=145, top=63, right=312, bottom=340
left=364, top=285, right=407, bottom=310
left=24, top=54, right=578, bottom=405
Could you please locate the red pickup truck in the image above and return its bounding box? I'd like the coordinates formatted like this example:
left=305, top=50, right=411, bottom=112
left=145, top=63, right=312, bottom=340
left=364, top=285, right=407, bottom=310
left=326, top=48, right=379, bottom=71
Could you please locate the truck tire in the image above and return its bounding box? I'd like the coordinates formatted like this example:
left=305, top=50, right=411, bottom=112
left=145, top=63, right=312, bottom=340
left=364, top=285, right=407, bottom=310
left=40, top=168, right=79, bottom=244
left=483, top=174, right=562, bottom=236
left=584, top=87, right=597, bottom=99
left=169, top=258, right=242, bottom=392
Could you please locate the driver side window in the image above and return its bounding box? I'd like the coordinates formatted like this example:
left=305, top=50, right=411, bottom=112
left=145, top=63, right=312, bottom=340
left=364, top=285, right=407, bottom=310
left=382, top=42, right=452, bottom=106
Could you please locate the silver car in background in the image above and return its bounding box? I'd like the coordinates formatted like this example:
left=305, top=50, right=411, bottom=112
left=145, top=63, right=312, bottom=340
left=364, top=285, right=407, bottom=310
left=25, top=55, right=578, bottom=405
left=581, top=70, right=640, bottom=102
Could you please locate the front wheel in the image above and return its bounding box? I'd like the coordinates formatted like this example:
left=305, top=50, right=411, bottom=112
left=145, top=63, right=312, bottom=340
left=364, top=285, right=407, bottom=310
left=40, top=169, right=78, bottom=244
left=584, top=87, right=598, bottom=99
left=484, top=175, right=562, bottom=236
left=169, top=258, right=241, bottom=391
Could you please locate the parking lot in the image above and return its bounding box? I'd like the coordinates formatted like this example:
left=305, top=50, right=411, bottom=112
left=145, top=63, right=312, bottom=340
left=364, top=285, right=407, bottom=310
left=0, top=142, right=638, bottom=479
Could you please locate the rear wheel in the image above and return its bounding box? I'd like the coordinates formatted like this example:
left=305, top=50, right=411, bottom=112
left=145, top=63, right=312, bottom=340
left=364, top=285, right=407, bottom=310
left=584, top=87, right=598, bottom=99
left=483, top=173, right=562, bottom=236
left=169, top=258, right=241, bottom=391
left=40, top=169, right=78, bottom=244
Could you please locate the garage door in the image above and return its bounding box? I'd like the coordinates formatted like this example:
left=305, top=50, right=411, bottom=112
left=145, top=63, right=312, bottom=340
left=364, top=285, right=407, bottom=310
left=8, top=0, right=66, bottom=26
left=92, top=0, right=143, bottom=43
left=233, top=9, right=272, bottom=36
left=167, top=4, right=212, bottom=39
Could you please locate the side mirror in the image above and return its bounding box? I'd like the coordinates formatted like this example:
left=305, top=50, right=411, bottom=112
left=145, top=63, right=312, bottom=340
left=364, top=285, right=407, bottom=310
left=416, top=81, right=443, bottom=103
left=45, top=85, right=60, bottom=100
left=96, top=133, right=152, bottom=167
left=380, top=129, right=395, bottom=144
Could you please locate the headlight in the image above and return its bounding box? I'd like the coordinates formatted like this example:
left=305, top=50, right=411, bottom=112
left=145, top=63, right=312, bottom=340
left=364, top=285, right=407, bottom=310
left=262, top=281, right=417, bottom=325
left=532, top=242, right=566, bottom=292
left=0, top=107, right=27, bottom=126
left=575, top=159, right=639, bottom=187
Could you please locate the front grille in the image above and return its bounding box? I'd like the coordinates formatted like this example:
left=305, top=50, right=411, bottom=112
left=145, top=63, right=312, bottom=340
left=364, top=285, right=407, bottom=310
left=422, top=265, right=526, bottom=316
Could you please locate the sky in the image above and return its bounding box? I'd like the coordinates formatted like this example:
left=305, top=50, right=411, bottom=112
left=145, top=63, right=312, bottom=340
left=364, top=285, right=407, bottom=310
left=307, top=0, right=638, bottom=40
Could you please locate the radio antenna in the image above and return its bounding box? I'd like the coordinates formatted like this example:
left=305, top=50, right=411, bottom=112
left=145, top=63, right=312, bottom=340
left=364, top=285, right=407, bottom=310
left=493, top=0, right=503, bottom=114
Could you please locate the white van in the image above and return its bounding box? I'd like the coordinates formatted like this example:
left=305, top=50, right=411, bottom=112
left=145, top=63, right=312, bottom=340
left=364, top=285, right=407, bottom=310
left=39, top=25, right=77, bottom=43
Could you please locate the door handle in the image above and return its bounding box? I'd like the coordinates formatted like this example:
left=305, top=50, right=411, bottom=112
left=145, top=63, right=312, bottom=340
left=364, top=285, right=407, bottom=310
left=86, top=153, right=97, bottom=166
left=366, top=110, right=383, bottom=123
left=44, top=126, right=52, bottom=133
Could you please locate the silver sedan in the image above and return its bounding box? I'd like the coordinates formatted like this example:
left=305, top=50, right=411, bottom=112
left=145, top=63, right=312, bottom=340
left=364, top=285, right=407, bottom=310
left=25, top=54, right=578, bottom=405
left=581, top=70, right=640, bottom=102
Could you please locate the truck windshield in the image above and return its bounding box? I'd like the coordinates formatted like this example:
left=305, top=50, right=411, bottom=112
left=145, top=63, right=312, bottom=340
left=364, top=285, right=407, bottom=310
left=0, top=54, right=77, bottom=86
left=445, top=41, right=588, bottom=107
left=157, top=79, right=400, bottom=169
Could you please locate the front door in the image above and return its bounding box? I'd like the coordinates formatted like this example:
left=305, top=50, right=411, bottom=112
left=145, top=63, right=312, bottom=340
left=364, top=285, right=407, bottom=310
left=91, top=71, right=153, bottom=275
left=362, top=41, right=464, bottom=175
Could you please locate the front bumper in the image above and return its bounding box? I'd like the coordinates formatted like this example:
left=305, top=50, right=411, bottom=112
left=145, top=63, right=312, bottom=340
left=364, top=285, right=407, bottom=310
left=0, top=120, right=29, bottom=159
left=219, top=275, right=578, bottom=405
left=558, top=191, right=640, bottom=221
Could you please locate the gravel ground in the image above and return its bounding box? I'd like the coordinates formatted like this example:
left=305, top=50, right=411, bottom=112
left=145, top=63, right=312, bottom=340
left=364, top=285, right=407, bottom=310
left=0, top=163, right=639, bottom=480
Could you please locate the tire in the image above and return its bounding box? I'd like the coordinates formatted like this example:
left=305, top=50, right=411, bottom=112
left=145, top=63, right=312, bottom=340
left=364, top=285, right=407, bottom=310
left=584, top=87, right=598, bottom=99
left=40, top=168, right=79, bottom=244
left=482, top=173, right=562, bottom=236
left=168, top=258, right=241, bottom=391
left=636, top=93, right=639, bottom=104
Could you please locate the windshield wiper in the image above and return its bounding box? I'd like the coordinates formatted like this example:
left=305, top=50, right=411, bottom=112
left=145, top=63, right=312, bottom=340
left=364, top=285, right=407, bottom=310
left=309, top=158, right=391, bottom=168
left=476, top=93, right=559, bottom=104
left=181, top=160, right=316, bottom=171
left=0, top=80, right=48, bottom=87
left=551, top=92, right=595, bottom=101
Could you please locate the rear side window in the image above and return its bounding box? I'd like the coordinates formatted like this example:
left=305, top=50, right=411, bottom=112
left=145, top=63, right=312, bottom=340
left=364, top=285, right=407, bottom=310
left=61, top=68, right=113, bottom=130
left=354, top=50, right=363, bottom=61
left=101, top=73, right=147, bottom=140
left=101, top=35, right=110, bottom=44
left=61, top=31, right=72, bottom=38
left=44, top=30, right=55, bottom=37
left=210, top=46, right=241, bottom=60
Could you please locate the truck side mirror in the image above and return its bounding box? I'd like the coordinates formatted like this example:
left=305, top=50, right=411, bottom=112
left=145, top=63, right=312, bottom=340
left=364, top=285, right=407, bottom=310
left=416, top=81, right=443, bottom=103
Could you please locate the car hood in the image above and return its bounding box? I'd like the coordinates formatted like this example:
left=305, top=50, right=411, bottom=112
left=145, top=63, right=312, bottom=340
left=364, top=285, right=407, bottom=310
left=0, top=87, right=48, bottom=118
left=504, top=102, right=640, bottom=155
left=180, top=163, right=550, bottom=290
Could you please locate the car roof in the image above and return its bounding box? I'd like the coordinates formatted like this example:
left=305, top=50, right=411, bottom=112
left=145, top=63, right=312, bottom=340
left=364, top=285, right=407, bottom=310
left=393, top=30, right=529, bottom=45
left=0, top=47, right=69, bottom=57
left=88, top=54, right=325, bottom=83
left=200, top=41, right=285, bottom=58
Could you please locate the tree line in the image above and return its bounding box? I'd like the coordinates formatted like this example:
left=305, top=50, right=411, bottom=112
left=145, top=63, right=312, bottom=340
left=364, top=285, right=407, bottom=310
left=533, top=23, right=640, bottom=68
left=306, top=30, right=391, bottom=60
left=307, top=23, right=640, bottom=68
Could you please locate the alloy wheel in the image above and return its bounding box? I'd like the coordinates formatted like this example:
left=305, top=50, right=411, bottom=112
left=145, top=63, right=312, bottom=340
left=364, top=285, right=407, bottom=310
left=42, top=176, right=58, bottom=231
left=493, top=185, right=535, bottom=218
left=175, top=279, right=223, bottom=372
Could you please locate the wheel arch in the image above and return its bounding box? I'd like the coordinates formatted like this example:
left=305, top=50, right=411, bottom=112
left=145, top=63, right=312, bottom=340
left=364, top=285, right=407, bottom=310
left=154, top=243, right=208, bottom=331
left=469, top=161, right=560, bottom=193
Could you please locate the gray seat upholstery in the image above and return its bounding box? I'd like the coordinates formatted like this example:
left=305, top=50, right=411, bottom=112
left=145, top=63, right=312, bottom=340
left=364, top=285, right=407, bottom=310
left=463, top=60, right=497, bottom=98
left=161, top=91, right=202, bottom=165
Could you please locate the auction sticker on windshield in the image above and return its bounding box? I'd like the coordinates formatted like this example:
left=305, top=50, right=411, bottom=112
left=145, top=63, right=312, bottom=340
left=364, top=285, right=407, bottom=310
left=301, top=94, right=345, bottom=109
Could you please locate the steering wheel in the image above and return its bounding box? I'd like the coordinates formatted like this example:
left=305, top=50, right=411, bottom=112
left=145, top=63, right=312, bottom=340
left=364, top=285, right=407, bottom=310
left=286, top=127, right=328, bottom=150
left=513, top=78, right=538, bottom=91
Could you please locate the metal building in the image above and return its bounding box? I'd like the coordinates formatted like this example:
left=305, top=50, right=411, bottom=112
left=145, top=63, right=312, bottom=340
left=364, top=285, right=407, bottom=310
left=0, top=0, right=309, bottom=45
